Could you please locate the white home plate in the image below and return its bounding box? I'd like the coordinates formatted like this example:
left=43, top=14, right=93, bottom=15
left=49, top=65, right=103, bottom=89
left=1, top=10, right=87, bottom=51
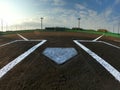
left=43, top=48, right=78, bottom=64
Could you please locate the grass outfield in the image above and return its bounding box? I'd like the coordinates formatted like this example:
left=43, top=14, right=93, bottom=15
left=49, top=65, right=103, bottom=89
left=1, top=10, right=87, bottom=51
left=0, top=29, right=120, bottom=38
left=66, top=29, right=120, bottom=38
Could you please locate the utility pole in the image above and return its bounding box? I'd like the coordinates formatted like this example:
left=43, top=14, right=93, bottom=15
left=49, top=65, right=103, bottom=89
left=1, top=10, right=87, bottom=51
left=113, top=25, right=114, bottom=33
left=6, top=23, right=8, bottom=31
left=41, top=17, right=43, bottom=30
left=118, top=21, right=120, bottom=35
left=1, top=19, right=3, bottom=31
left=78, top=18, right=80, bottom=29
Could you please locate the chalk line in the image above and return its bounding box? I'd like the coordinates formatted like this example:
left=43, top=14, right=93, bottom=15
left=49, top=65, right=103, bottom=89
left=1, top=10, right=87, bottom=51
left=0, top=40, right=46, bottom=48
left=77, top=40, right=120, bottom=49
left=0, top=40, right=47, bottom=78
left=93, top=34, right=104, bottom=41
left=17, top=34, right=28, bottom=41
left=74, top=40, right=120, bottom=82
left=99, top=41, right=120, bottom=49
left=0, top=40, right=18, bottom=48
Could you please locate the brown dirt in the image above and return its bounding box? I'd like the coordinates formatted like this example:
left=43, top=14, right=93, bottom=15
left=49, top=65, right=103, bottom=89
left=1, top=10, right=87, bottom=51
left=0, top=41, right=39, bottom=69
left=0, top=32, right=120, bottom=90
left=0, top=34, right=20, bottom=45
left=81, top=42, right=120, bottom=71
left=100, top=35, right=120, bottom=46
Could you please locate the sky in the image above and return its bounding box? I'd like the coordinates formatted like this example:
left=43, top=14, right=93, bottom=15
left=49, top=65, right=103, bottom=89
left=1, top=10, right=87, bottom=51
left=0, top=0, right=120, bottom=33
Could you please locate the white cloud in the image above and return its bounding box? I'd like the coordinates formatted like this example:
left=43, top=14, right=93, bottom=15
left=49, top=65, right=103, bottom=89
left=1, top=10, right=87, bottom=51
left=76, top=3, right=87, bottom=10
left=96, top=0, right=103, bottom=5
left=103, top=7, right=113, bottom=17
left=1, top=1, right=119, bottom=33
left=52, top=0, right=65, bottom=6
left=115, top=0, right=120, bottom=4
left=88, top=9, right=97, bottom=16
left=43, top=0, right=49, bottom=1
left=10, top=7, right=116, bottom=33
left=75, top=4, right=118, bottom=32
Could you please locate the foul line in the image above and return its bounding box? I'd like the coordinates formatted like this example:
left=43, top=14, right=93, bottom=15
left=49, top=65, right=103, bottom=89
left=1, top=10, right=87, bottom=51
left=0, top=40, right=47, bottom=78
left=93, top=34, right=104, bottom=41
left=0, top=40, right=18, bottom=48
left=73, top=40, right=120, bottom=82
left=17, top=34, right=28, bottom=41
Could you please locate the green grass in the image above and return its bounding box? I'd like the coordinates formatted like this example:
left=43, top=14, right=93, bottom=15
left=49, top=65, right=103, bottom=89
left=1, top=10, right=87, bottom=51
left=0, top=29, right=120, bottom=38
left=0, top=29, right=43, bottom=35
left=66, top=29, right=120, bottom=38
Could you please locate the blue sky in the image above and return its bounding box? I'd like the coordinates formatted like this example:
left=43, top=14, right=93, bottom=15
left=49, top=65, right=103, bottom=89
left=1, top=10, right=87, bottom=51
left=0, top=0, right=120, bottom=33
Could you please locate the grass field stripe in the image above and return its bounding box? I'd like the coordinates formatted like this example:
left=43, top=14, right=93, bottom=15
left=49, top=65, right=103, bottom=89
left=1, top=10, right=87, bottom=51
left=0, top=40, right=18, bottom=47
left=74, top=40, right=120, bottom=82
left=93, top=34, right=104, bottom=41
left=17, top=34, right=28, bottom=41
left=0, top=40, right=47, bottom=79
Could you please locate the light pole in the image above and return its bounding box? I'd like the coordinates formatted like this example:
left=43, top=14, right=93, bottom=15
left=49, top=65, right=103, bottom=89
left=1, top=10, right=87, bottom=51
left=41, top=17, right=43, bottom=30
left=113, top=25, right=114, bottom=33
left=118, top=25, right=119, bottom=34
left=78, top=18, right=80, bottom=29
left=118, top=21, right=120, bottom=35
left=1, top=19, right=3, bottom=31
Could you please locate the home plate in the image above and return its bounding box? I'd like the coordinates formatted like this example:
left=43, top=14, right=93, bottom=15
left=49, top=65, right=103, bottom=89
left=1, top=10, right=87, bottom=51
left=43, top=48, right=78, bottom=64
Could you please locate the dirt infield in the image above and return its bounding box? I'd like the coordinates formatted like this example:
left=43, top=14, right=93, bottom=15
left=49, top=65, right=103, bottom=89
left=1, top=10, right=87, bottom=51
left=0, top=41, right=40, bottom=69
left=0, top=32, right=120, bottom=90
left=0, top=34, right=20, bottom=45
left=81, top=42, right=120, bottom=71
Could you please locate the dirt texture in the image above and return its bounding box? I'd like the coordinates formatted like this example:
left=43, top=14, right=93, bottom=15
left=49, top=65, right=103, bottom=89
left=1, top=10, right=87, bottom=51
left=0, top=32, right=120, bottom=90
left=0, top=41, right=39, bottom=69
left=0, top=34, right=20, bottom=45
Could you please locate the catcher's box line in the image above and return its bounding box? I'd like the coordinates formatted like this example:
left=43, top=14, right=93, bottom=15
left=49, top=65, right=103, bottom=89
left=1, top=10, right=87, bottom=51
left=0, top=33, right=28, bottom=47
left=73, top=40, right=120, bottom=82
left=77, top=40, right=120, bottom=49
left=0, top=40, right=47, bottom=79
left=0, top=40, right=18, bottom=47
left=0, top=40, right=45, bottom=48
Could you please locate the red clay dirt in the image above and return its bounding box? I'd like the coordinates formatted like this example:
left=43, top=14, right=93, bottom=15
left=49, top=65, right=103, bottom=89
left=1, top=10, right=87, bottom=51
left=0, top=32, right=120, bottom=90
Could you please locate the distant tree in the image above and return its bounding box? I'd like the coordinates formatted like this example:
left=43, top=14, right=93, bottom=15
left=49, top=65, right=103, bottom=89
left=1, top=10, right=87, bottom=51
left=97, top=29, right=108, bottom=32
